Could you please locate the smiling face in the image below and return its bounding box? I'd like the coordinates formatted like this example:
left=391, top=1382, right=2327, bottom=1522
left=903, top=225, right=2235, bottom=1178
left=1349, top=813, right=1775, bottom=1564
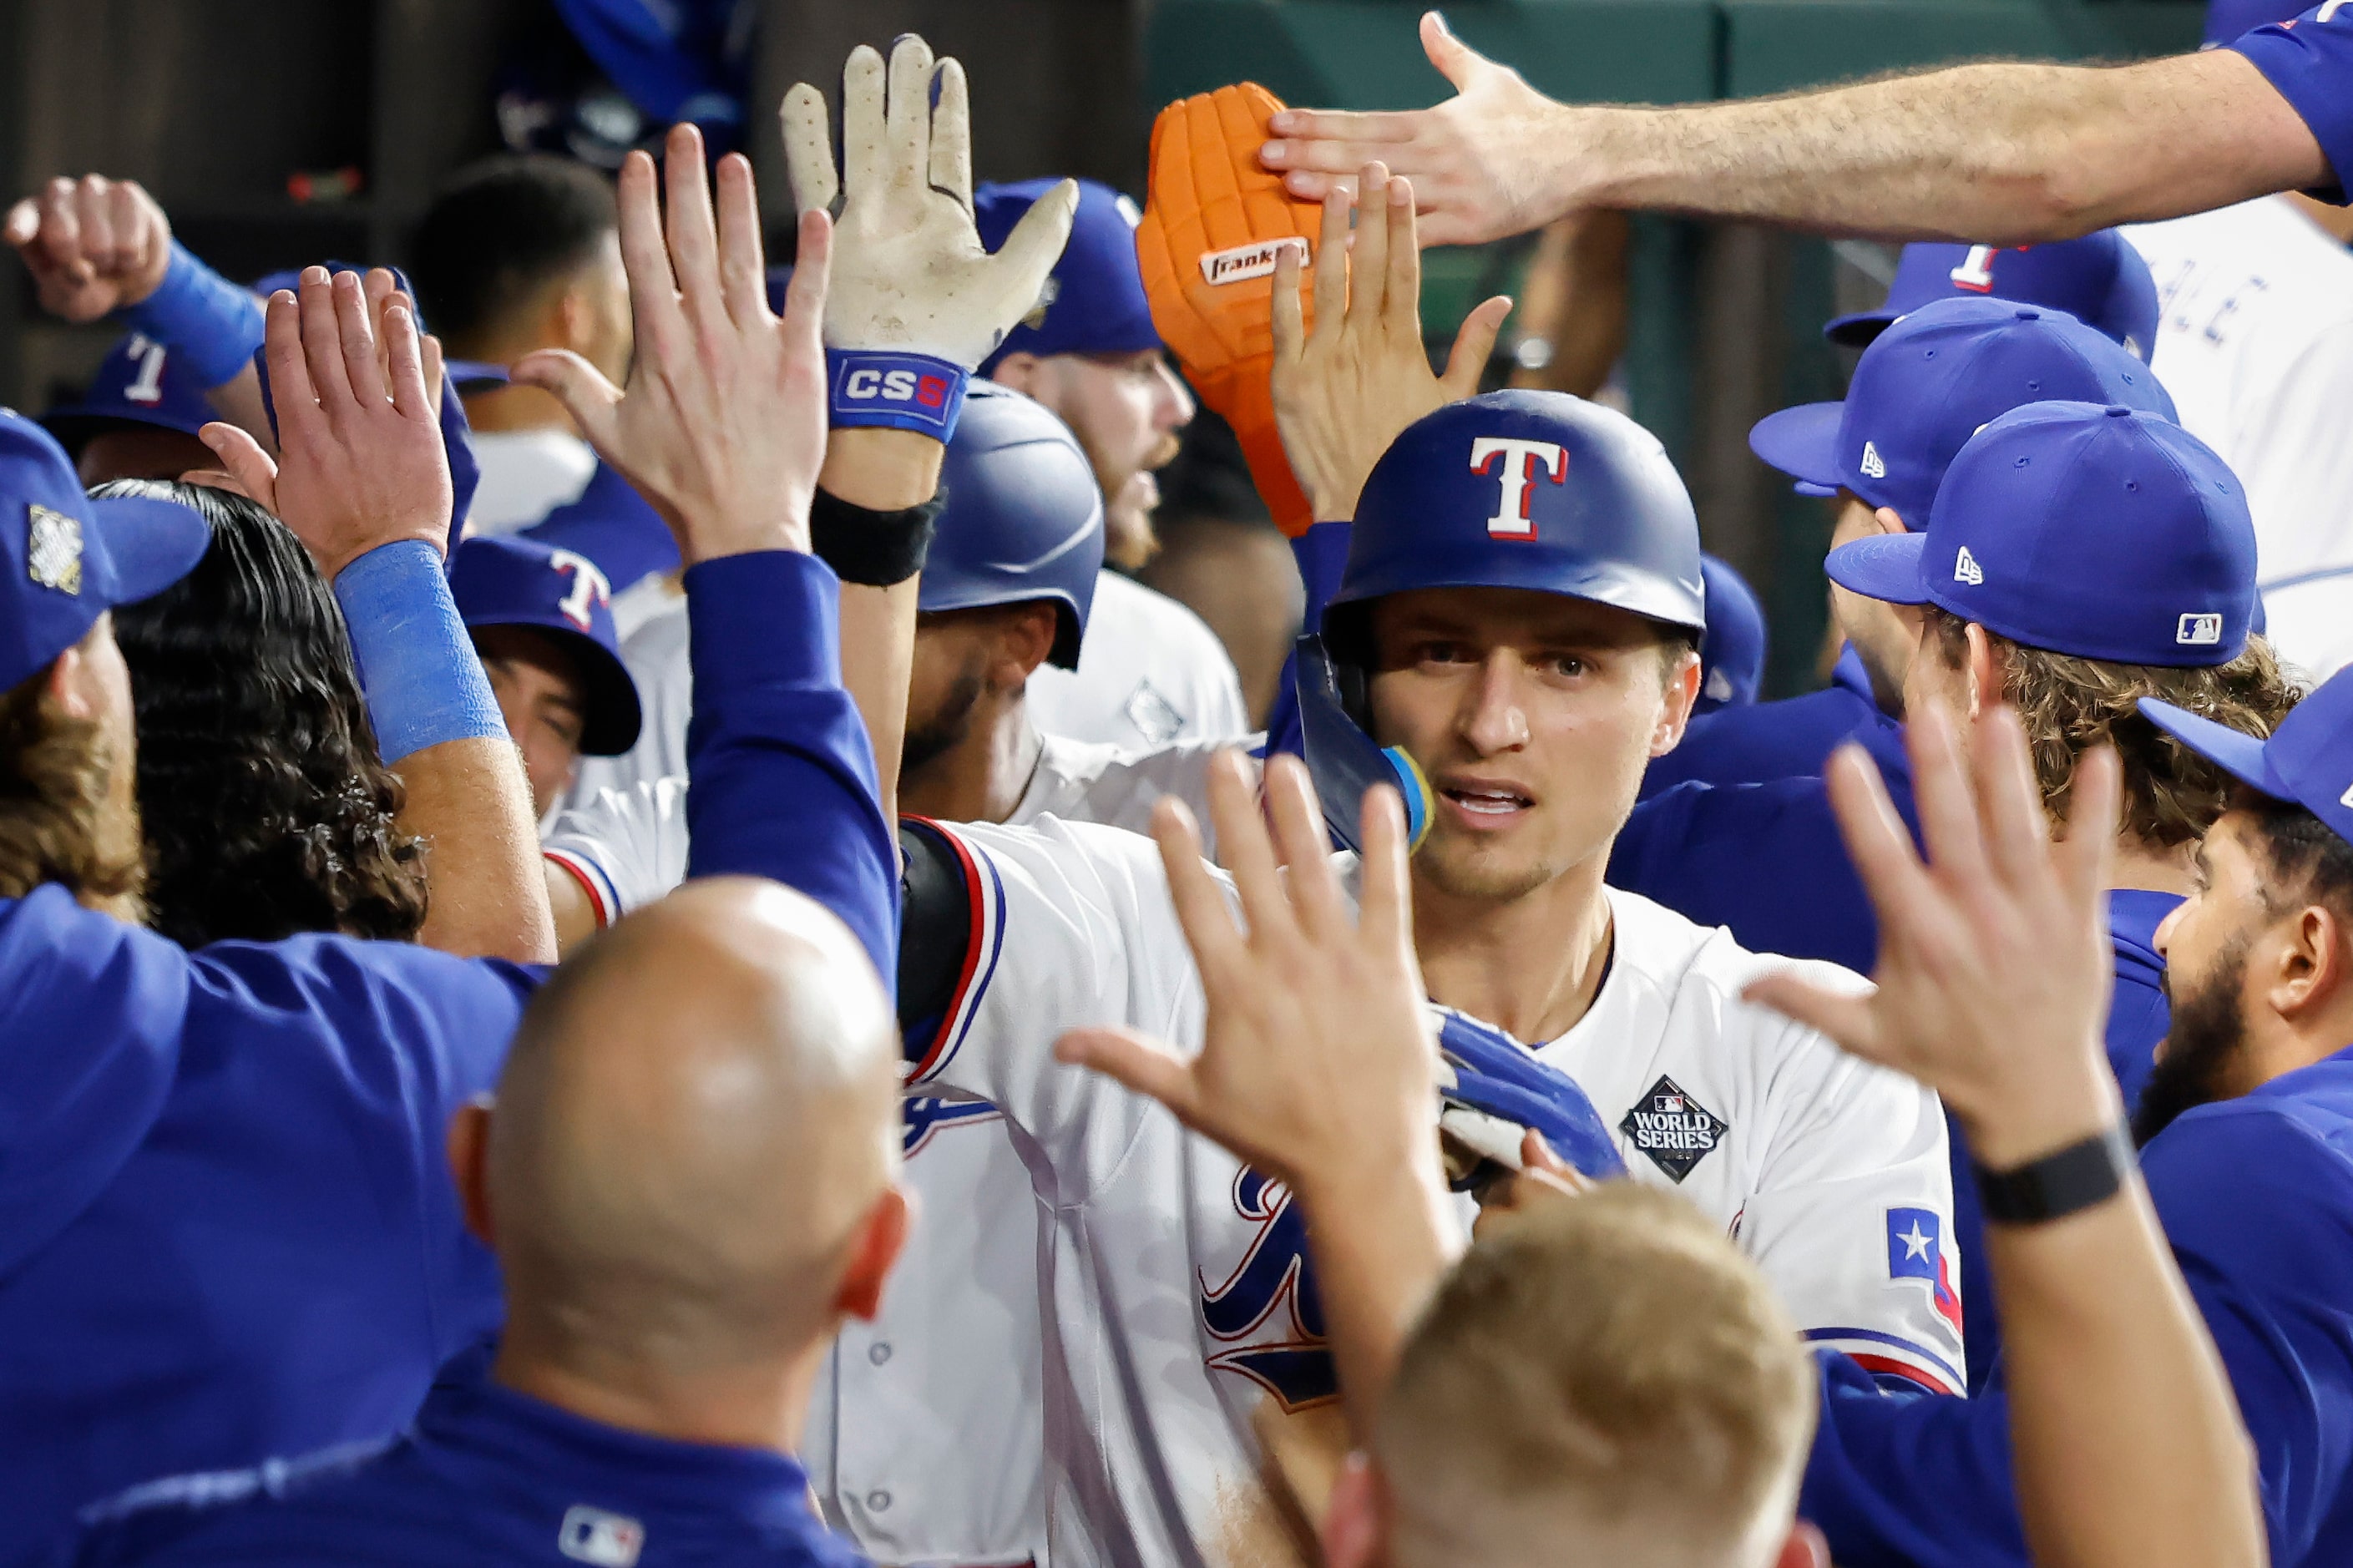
left=1363, top=586, right=1699, bottom=904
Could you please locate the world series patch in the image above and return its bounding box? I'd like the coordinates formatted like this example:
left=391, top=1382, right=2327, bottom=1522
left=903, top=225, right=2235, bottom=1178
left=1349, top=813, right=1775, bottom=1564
left=1618, top=1075, right=1728, bottom=1182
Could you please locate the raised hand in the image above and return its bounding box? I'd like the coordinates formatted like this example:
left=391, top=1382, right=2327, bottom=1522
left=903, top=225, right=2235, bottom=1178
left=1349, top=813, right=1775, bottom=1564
left=780, top=34, right=1075, bottom=369
left=1744, top=703, right=2126, bottom=1169
left=1055, top=754, right=1443, bottom=1207
left=1270, top=161, right=1509, bottom=521
left=3, top=175, right=172, bottom=322
left=198, top=268, right=450, bottom=580
left=511, top=124, right=832, bottom=563
left=1259, top=13, right=1571, bottom=249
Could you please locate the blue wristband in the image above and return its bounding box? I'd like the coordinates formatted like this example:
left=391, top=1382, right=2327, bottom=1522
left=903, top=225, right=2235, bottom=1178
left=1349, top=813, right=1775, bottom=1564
left=333, top=540, right=508, bottom=765
left=827, top=350, right=968, bottom=438
left=123, top=241, right=266, bottom=390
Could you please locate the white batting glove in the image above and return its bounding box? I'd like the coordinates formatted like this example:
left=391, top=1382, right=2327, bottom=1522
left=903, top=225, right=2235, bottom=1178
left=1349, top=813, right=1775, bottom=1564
left=781, top=35, right=1075, bottom=436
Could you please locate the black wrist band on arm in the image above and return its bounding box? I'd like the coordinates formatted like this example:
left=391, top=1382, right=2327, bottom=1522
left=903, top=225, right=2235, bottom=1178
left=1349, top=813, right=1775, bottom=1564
left=809, top=485, right=945, bottom=587
left=1974, top=1122, right=2135, bottom=1226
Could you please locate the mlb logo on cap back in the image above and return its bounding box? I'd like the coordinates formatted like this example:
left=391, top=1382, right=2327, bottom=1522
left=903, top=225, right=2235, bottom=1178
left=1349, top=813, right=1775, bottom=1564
left=2178, top=612, right=2224, bottom=646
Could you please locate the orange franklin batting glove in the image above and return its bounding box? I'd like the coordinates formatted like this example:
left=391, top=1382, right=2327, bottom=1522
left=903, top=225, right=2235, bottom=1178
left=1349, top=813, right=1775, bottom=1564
left=1136, top=83, right=1324, bottom=534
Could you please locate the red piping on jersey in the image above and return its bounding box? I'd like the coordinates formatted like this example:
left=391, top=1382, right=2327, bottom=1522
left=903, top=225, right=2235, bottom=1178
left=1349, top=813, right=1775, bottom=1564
left=902, top=816, right=990, bottom=1083
left=543, top=848, right=614, bottom=929
left=1846, top=1353, right=1959, bottom=1397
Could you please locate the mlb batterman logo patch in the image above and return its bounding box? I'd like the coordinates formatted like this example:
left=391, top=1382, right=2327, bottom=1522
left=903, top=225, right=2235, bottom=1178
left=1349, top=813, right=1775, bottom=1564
left=1618, top=1075, right=1728, bottom=1182
left=2176, top=612, right=2224, bottom=646
left=558, top=1505, right=645, bottom=1566
left=27, top=503, right=82, bottom=595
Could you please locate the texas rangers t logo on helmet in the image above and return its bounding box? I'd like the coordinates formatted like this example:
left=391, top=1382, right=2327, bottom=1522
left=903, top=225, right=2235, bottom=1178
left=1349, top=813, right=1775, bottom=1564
left=1470, top=437, right=1566, bottom=539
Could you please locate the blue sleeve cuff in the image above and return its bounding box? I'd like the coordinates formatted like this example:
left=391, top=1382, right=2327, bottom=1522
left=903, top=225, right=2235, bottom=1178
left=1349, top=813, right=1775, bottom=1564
left=122, top=241, right=266, bottom=389
left=2233, top=9, right=2353, bottom=204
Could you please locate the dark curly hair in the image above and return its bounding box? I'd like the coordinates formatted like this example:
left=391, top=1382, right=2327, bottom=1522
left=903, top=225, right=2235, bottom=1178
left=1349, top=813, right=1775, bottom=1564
left=99, top=481, right=429, bottom=948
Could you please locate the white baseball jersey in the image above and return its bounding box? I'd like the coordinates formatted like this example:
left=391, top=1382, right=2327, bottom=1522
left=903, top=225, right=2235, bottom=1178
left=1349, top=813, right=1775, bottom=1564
left=2124, top=198, right=2353, bottom=678
left=460, top=427, right=600, bottom=536
left=563, top=590, right=691, bottom=815
left=913, top=817, right=1961, bottom=1568
left=539, top=739, right=1225, bottom=1568
left=1027, top=573, right=1250, bottom=749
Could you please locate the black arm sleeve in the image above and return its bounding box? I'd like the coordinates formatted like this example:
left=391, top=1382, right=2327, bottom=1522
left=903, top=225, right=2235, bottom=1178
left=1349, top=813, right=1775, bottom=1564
left=897, top=821, right=972, bottom=1050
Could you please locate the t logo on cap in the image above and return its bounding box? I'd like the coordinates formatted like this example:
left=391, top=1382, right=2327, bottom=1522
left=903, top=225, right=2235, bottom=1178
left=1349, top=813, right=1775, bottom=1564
left=1470, top=437, right=1566, bottom=539
left=548, top=547, right=612, bottom=633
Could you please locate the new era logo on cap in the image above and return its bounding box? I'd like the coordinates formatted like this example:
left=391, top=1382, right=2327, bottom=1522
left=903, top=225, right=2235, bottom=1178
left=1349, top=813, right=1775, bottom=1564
left=1859, top=440, right=1886, bottom=479
left=26, top=503, right=81, bottom=595
left=1954, top=545, right=1984, bottom=586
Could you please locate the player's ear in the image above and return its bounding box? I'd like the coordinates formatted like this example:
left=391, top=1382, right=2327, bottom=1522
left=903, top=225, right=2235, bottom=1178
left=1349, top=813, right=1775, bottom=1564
left=446, top=1096, right=498, bottom=1248
left=987, top=352, right=1045, bottom=396
left=1775, top=1521, right=1832, bottom=1568
left=834, top=1182, right=913, bottom=1322
left=1323, top=1452, right=1389, bottom=1568
left=1962, top=622, right=2000, bottom=722
left=1650, top=641, right=1703, bottom=757
left=998, top=602, right=1060, bottom=686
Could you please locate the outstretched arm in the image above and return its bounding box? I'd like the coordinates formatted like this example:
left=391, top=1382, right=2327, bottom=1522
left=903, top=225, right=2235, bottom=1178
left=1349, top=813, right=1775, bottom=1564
left=1260, top=10, right=2331, bottom=245
left=1748, top=706, right=2264, bottom=1568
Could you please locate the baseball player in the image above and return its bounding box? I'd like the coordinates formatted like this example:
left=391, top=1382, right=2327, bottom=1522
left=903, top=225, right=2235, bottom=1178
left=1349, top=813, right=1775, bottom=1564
left=974, top=178, right=1252, bottom=751
left=38, top=329, right=217, bottom=485
left=1639, top=296, right=2176, bottom=806
left=2119, top=0, right=2353, bottom=680
left=450, top=534, right=644, bottom=823
left=1804, top=659, right=2353, bottom=1567
left=543, top=386, right=1227, bottom=1567
left=1823, top=230, right=2159, bottom=360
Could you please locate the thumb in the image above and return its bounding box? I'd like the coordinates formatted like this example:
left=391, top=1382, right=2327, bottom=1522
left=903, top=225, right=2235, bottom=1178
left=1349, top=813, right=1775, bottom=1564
left=1422, top=10, right=1487, bottom=89
left=510, top=349, right=623, bottom=453
left=1440, top=294, right=1513, bottom=399
left=3, top=199, right=36, bottom=250
left=198, top=422, right=279, bottom=515
left=989, top=178, right=1080, bottom=336
left=1054, top=1025, right=1198, bottom=1119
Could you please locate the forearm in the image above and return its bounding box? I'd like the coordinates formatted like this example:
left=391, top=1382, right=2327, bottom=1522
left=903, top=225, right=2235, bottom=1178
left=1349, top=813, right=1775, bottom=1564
left=202, top=364, right=276, bottom=456
left=335, top=541, right=554, bottom=963
left=1298, top=1162, right=1463, bottom=1442
left=1572, top=51, right=2320, bottom=240
left=819, top=428, right=940, bottom=828
left=1987, top=1176, right=2264, bottom=1568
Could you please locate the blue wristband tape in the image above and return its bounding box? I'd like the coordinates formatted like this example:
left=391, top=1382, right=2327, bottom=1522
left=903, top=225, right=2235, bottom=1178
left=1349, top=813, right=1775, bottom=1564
left=827, top=350, right=968, bottom=439
left=333, top=540, right=508, bottom=765
left=123, top=241, right=266, bottom=390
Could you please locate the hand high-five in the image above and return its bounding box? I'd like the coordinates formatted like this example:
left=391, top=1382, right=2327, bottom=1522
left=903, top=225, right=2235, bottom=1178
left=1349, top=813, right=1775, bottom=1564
left=781, top=34, right=1075, bottom=369
left=199, top=268, right=452, bottom=581
left=1259, top=13, right=1570, bottom=249
left=1056, top=754, right=1444, bottom=1207
left=513, top=124, right=832, bottom=564
left=1270, top=160, right=1510, bottom=521
left=1744, top=704, right=2126, bottom=1169
left=3, top=174, right=173, bottom=322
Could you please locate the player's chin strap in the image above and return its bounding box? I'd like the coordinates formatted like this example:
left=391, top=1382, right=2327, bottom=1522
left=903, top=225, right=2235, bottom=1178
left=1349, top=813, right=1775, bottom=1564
left=1294, top=631, right=1432, bottom=855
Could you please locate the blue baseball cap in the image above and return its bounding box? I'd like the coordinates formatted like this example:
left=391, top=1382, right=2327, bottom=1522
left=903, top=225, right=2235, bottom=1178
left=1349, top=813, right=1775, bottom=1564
left=974, top=178, right=1161, bottom=374
left=1752, top=298, right=2176, bottom=524
left=39, top=332, right=217, bottom=453
left=1696, top=554, right=1768, bottom=713
left=1826, top=402, right=2255, bottom=668
left=1825, top=232, right=2159, bottom=362
left=0, top=411, right=212, bottom=693
left=2141, top=667, right=2353, bottom=846
left=448, top=534, right=641, bottom=755
left=2203, top=0, right=2306, bottom=47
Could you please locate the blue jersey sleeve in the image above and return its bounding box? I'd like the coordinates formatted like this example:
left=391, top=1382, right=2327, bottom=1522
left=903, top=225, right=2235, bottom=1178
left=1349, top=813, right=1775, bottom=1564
left=2231, top=3, right=2353, bottom=203
left=679, top=549, right=899, bottom=980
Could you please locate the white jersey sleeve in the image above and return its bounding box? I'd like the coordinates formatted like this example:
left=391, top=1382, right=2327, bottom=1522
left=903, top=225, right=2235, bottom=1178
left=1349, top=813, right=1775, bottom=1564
left=564, top=590, right=692, bottom=812
left=908, top=816, right=1206, bottom=1193
left=542, top=778, right=692, bottom=925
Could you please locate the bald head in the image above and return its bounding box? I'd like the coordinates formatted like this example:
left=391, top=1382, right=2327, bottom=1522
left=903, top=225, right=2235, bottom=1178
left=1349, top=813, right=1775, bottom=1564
left=486, top=878, right=902, bottom=1374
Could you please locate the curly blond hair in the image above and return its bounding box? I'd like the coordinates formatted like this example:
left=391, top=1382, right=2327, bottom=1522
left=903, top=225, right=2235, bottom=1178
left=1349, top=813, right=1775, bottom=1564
left=1925, top=608, right=2301, bottom=846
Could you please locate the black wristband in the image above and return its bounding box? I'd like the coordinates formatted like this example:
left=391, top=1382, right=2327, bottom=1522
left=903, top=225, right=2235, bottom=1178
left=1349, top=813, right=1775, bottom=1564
left=1973, top=1123, right=2135, bottom=1226
left=809, top=485, right=944, bottom=587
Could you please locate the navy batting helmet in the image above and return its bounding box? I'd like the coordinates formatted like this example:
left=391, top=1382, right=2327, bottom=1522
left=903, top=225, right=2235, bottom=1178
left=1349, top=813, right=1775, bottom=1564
left=918, top=382, right=1105, bottom=670
left=1300, top=391, right=1705, bottom=852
